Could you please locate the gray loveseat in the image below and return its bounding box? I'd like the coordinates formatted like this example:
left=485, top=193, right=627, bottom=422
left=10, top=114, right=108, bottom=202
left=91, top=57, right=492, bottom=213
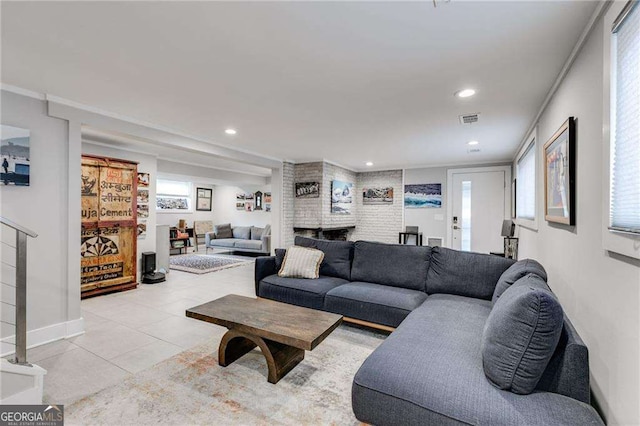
left=254, top=236, right=603, bottom=425
left=206, top=224, right=270, bottom=254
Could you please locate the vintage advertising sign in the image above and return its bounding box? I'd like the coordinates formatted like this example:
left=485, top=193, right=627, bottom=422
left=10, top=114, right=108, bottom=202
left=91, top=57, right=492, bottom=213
left=80, top=226, right=135, bottom=290
left=81, top=164, right=100, bottom=224
left=99, top=166, right=134, bottom=221
left=80, top=156, right=138, bottom=296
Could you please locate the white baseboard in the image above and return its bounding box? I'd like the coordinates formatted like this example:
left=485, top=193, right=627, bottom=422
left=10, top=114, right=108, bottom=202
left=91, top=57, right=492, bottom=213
left=0, top=317, right=85, bottom=357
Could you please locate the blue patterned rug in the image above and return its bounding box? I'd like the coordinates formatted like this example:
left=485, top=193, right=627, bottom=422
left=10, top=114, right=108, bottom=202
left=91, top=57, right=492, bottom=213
left=169, top=254, right=252, bottom=274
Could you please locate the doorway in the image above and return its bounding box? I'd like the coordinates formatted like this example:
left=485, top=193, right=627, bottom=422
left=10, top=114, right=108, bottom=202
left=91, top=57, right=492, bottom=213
left=447, top=166, right=511, bottom=254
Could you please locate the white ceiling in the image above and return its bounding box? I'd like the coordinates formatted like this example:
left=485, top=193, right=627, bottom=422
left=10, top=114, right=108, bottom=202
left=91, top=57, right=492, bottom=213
left=1, top=1, right=597, bottom=171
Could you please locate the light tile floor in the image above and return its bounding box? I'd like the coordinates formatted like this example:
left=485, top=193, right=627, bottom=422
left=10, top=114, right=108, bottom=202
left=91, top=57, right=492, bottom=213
left=23, top=259, right=257, bottom=405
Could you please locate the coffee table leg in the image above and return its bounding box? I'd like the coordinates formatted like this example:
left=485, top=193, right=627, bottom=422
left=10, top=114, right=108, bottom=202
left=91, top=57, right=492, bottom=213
left=219, top=329, right=305, bottom=384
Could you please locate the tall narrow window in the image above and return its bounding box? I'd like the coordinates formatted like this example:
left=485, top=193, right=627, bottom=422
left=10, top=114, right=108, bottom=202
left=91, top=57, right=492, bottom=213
left=610, top=1, right=640, bottom=233
left=461, top=181, right=472, bottom=251
left=516, top=140, right=536, bottom=220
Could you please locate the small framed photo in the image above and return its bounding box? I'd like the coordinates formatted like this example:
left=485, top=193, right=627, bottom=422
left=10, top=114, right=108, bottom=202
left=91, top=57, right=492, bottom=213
left=544, top=117, right=575, bottom=225
left=196, top=187, right=213, bottom=211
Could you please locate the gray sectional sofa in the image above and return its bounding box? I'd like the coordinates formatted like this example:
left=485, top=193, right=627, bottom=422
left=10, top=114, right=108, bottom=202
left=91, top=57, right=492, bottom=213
left=254, top=236, right=604, bottom=425
left=205, top=224, right=270, bottom=254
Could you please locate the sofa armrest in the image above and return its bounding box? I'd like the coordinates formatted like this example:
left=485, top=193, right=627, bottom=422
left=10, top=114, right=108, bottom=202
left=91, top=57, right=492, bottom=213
left=255, top=256, right=276, bottom=294
left=261, top=235, right=271, bottom=254
left=205, top=232, right=217, bottom=246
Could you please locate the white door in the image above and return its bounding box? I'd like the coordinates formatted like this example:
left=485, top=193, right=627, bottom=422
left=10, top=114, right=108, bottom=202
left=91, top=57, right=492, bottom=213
left=448, top=167, right=510, bottom=253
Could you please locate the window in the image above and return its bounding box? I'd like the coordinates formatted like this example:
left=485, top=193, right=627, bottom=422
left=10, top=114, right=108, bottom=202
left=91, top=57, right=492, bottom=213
left=156, top=179, right=192, bottom=212
left=461, top=180, right=471, bottom=251
left=610, top=1, right=640, bottom=234
left=516, top=139, right=536, bottom=221
left=603, top=0, right=640, bottom=260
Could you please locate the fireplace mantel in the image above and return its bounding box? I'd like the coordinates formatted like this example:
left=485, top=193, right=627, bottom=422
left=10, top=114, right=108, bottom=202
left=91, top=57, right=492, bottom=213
left=293, top=226, right=355, bottom=241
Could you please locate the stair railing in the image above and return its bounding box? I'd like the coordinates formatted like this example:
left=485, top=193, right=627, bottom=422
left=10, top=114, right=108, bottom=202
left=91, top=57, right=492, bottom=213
left=1, top=216, right=37, bottom=365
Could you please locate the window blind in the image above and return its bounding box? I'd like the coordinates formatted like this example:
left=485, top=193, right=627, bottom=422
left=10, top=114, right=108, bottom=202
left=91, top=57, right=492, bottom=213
left=611, top=1, right=640, bottom=233
left=516, top=141, right=536, bottom=220
left=157, top=179, right=190, bottom=196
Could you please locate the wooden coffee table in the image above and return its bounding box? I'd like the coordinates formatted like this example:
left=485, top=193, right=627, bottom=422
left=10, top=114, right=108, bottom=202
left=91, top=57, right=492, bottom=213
left=186, top=295, right=343, bottom=384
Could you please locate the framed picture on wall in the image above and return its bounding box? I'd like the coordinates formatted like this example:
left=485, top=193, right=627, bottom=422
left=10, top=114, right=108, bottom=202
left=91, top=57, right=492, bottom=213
left=196, top=187, right=212, bottom=211
left=543, top=117, right=575, bottom=225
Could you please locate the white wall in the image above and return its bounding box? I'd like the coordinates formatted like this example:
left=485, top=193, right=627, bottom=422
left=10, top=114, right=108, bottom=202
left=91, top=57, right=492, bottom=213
left=212, top=184, right=271, bottom=228
left=81, top=142, right=158, bottom=278
left=0, top=90, right=79, bottom=347
left=515, top=14, right=640, bottom=425
left=404, top=166, right=448, bottom=244
left=353, top=170, right=403, bottom=244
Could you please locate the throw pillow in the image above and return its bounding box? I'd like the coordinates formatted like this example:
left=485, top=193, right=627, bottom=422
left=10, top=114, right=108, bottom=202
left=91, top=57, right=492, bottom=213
left=251, top=226, right=264, bottom=241
left=492, top=259, right=548, bottom=305
left=278, top=246, right=325, bottom=279
left=481, top=274, right=564, bottom=395
left=232, top=226, right=251, bottom=240
left=214, top=223, right=232, bottom=239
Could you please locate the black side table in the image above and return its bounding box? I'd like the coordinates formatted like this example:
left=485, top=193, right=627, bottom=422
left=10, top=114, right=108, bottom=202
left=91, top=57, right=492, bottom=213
left=399, top=231, right=423, bottom=246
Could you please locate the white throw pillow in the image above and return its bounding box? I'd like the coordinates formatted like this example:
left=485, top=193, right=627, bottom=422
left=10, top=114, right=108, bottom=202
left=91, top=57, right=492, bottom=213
left=278, top=246, right=324, bottom=279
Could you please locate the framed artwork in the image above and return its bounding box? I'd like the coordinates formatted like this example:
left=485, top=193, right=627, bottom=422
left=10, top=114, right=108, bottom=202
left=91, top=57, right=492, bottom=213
left=544, top=117, right=575, bottom=225
left=137, top=172, right=149, bottom=187
left=404, top=184, right=442, bottom=208
left=255, top=191, right=263, bottom=210
left=1, top=125, right=30, bottom=186
left=137, top=204, right=149, bottom=218
left=137, top=188, right=149, bottom=204
left=331, top=180, right=353, bottom=214
left=363, top=187, right=393, bottom=204
left=196, top=187, right=212, bottom=211
left=295, top=182, right=320, bottom=198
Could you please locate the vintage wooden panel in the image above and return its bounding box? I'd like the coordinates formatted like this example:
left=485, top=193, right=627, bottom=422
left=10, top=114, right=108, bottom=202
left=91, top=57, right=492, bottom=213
left=81, top=164, right=100, bottom=225
left=81, top=155, right=138, bottom=298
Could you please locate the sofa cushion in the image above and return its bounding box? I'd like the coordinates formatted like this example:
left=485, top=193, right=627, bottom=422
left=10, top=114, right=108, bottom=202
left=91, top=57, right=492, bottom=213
left=234, top=239, right=263, bottom=251
left=214, top=223, right=232, bottom=239
left=352, top=294, right=602, bottom=426
left=294, top=236, right=354, bottom=281
left=492, top=259, right=548, bottom=305
left=426, top=247, right=515, bottom=300
left=275, top=248, right=287, bottom=270
left=232, top=226, right=251, bottom=240
left=258, top=274, right=348, bottom=310
left=350, top=241, right=431, bottom=291
left=482, top=274, right=564, bottom=395
left=325, top=282, right=427, bottom=328
left=251, top=226, right=264, bottom=240
left=209, top=238, right=236, bottom=248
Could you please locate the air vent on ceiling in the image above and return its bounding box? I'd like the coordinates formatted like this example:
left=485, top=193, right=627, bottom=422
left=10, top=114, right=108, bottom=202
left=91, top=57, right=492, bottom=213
left=467, top=148, right=481, bottom=154
left=459, top=113, right=480, bottom=125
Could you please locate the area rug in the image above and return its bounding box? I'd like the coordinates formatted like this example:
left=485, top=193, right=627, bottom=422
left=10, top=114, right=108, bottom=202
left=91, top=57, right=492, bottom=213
left=169, top=254, right=253, bottom=274
left=65, top=325, right=387, bottom=425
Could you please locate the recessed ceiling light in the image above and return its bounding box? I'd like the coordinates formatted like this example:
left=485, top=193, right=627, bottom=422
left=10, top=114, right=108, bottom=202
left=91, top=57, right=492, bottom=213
left=365, top=162, right=373, bottom=167
left=455, top=89, right=476, bottom=98
left=468, top=140, right=479, bottom=146
left=225, top=128, right=237, bottom=135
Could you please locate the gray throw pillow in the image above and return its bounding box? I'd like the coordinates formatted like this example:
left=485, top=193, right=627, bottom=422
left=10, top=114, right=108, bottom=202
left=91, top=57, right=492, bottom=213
left=214, top=223, right=232, bottom=239
left=232, top=226, right=251, bottom=240
left=481, top=274, right=564, bottom=395
left=251, top=226, right=264, bottom=241
left=492, top=259, right=548, bottom=305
